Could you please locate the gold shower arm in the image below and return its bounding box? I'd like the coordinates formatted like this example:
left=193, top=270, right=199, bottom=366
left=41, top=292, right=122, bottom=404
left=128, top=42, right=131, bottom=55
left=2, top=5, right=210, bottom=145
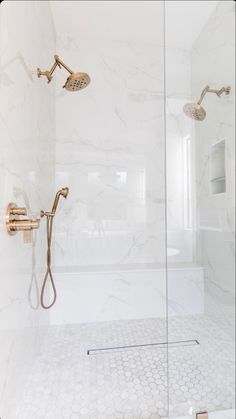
left=54, top=55, right=73, bottom=75
left=37, top=55, right=73, bottom=83
left=207, top=86, right=231, bottom=96
left=37, top=60, right=58, bottom=83
left=197, top=86, right=210, bottom=105
left=197, top=85, right=231, bottom=105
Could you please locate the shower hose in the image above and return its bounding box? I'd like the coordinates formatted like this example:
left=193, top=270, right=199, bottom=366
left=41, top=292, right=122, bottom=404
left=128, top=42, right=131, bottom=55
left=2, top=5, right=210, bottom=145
left=40, top=214, right=57, bottom=309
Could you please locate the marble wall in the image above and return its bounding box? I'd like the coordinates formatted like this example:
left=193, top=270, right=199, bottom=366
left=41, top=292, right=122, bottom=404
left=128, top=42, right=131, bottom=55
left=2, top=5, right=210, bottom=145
left=49, top=266, right=205, bottom=325
left=54, top=35, right=166, bottom=270
left=51, top=3, right=206, bottom=325
left=53, top=40, right=195, bottom=270
left=0, top=0, right=234, bottom=417
left=166, top=2, right=235, bottom=416
left=0, top=1, right=55, bottom=417
left=192, top=0, right=235, bottom=300
left=165, top=47, right=195, bottom=263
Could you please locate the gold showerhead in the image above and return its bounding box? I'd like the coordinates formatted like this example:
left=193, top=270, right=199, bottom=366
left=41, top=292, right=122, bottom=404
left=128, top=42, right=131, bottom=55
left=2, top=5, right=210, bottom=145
left=51, top=187, right=69, bottom=214
left=183, top=102, right=206, bottom=121
left=37, top=55, right=91, bottom=92
left=183, top=85, right=230, bottom=121
left=63, top=72, right=91, bottom=92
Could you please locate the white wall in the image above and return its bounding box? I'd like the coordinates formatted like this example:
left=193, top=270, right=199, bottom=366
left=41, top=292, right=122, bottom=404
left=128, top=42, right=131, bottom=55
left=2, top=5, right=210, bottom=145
left=165, top=46, right=195, bottom=263
left=0, top=1, right=55, bottom=417
left=53, top=2, right=166, bottom=270
left=49, top=266, right=204, bottom=325
left=192, top=1, right=235, bottom=298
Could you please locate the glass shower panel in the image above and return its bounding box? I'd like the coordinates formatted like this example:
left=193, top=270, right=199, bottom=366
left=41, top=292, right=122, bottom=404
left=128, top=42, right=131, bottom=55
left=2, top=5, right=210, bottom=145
left=166, top=0, right=235, bottom=417
left=53, top=1, right=168, bottom=417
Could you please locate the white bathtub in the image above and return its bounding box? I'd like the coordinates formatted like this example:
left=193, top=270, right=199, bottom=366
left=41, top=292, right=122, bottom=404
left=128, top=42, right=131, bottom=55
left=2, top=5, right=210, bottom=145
left=49, top=264, right=205, bottom=325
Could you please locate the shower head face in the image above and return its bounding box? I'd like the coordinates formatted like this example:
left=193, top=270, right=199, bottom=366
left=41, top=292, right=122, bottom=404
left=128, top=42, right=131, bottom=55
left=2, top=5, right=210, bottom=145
left=64, top=72, right=90, bottom=91
left=60, top=187, right=69, bottom=199
left=183, top=102, right=206, bottom=121
left=51, top=187, right=69, bottom=215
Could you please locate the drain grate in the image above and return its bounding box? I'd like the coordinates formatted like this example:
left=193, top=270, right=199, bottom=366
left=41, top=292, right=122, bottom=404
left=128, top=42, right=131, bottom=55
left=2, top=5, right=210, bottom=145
left=87, top=339, right=199, bottom=355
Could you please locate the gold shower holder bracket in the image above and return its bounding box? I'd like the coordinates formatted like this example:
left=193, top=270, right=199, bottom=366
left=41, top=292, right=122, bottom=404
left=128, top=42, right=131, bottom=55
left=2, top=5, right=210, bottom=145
left=6, top=202, right=40, bottom=242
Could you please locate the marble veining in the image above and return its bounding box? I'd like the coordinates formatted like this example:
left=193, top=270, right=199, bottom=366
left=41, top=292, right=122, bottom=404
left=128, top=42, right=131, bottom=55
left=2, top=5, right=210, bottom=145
left=192, top=1, right=235, bottom=296
left=54, top=33, right=166, bottom=269
left=0, top=1, right=55, bottom=417
left=0, top=1, right=234, bottom=418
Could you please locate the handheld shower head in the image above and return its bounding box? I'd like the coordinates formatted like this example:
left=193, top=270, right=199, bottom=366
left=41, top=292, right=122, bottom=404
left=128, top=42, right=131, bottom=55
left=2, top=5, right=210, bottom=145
left=59, top=187, right=69, bottom=199
left=40, top=187, right=69, bottom=218
left=40, top=187, right=69, bottom=310
left=51, top=187, right=69, bottom=215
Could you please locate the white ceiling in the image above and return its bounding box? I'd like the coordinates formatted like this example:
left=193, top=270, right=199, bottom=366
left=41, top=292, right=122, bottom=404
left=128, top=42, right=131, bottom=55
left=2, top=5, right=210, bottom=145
left=50, top=0, right=219, bottom=50
left=165, top=1, right=219, bottom=49
left=50, top=1, right=164, bottom=44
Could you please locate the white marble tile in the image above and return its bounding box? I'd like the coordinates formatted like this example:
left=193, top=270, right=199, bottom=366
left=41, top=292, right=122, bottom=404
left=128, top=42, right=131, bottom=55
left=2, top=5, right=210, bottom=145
left=163, top=409, right=235, bottom=419
left=0, top=1, right=55, bottom=417
left=54, top=35, right=166, bottom=269
left=165, top=3, right=235, bottom=418
left=0, top=1, right=235, bottom=418
left=192, top=1, right=235, bottom=297
left=14, top=311, right=235, bottom=419
left=48, top=265, right=204, bottom=325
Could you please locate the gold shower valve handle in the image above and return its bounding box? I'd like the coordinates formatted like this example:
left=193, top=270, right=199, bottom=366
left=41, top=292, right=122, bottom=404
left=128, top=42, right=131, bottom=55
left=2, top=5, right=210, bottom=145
left=10, top=207, right=27, bottom=216
left=9, top=220, right=40, bottom=231
left=6, top=203, right=40, bottom=237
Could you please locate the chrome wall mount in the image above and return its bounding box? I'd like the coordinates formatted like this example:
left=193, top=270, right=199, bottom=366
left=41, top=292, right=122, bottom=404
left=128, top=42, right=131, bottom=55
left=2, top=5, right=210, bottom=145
left=6, top=203, right=40, bottom=242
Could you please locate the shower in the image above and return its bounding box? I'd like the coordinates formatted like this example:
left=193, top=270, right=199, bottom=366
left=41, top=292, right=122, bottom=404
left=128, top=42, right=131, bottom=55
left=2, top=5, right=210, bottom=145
left=40, top=187, right=69, bottom=309
left=183, top=85, right=231, bottom=121
left=37, top=54, right=91, bottom=91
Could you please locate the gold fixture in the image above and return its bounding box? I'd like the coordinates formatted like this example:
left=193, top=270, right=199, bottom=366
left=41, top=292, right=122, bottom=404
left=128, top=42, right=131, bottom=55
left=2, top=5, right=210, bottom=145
left=183, top=85, right=231, bottom=121
left=6, top=203, right=40, bottom=242
left=40, top=187, right=69, bottom=310
left=196, top=412, right=208, bottom=419
left=37, top=54, right=90, bottom=91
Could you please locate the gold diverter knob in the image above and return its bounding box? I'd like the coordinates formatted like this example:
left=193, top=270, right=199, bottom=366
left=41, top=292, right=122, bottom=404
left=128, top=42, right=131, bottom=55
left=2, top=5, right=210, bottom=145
left=6, top=203, right=40, bottom=243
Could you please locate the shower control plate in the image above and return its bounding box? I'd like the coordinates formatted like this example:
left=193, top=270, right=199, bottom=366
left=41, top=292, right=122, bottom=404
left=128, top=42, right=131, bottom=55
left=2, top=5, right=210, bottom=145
left=6, top=202, right=40, bottom=237
left=6, top=203, right=19, bottom=235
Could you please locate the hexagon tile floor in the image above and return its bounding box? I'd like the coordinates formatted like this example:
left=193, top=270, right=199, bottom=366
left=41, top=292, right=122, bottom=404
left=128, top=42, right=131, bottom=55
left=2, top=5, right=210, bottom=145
left=14, top=313, right=234, bottom=419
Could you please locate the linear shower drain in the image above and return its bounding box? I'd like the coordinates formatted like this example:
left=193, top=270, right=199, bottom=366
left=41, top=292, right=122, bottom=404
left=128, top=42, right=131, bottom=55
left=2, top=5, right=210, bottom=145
left=87, top=339, right=199, bottom=355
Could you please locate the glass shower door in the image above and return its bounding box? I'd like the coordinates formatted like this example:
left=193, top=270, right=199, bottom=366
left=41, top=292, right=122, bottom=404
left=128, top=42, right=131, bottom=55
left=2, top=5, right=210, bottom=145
left=165, top=0, right=235, bottom=417
left=52, top=1, right=169, bottom=417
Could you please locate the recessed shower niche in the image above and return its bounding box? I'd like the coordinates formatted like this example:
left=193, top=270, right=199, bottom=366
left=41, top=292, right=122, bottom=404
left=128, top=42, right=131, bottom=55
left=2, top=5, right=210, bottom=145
left=210, top=139, right=226, bottom=194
